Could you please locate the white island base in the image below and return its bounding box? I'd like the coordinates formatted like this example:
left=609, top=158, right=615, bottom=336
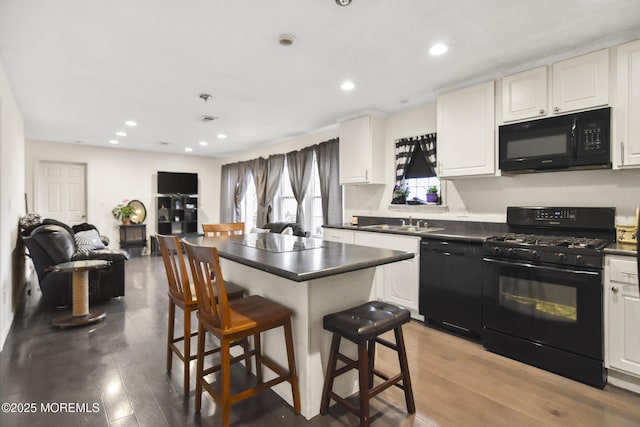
left=220, top=258, right=376, bottom=420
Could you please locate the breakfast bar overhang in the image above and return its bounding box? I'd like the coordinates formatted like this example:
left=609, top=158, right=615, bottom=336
left=183, top=233, right=414, bottom=420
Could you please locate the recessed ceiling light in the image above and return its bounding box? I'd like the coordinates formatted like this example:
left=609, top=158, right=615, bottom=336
left=340, top=81, right=355, bottom=91
left=278, top=34, right=296, bottom=46
left=429, top=43, right=448, bottom=56
left=108, top=140, right=119, bottom=145
left=185, top=147, right=193, bottom=152
left=116, top=131, right=127, bottom=137
left=217, top=133, right=227, bottom=139
left=125, top=120, right=137, bottom=127
left=199, top=141, right=208, bottom=146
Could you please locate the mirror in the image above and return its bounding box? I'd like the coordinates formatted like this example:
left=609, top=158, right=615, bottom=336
left=128, top=200, right=146, bottom=224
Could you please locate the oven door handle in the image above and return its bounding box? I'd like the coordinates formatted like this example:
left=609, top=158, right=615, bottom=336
left=482, top=257, right=600, bottom=276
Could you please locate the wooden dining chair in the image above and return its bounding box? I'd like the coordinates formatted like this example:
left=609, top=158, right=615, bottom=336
left=156, top=234, right=247, bottom=395
left=202, top=222, right=245, bottom=237
left=183, top=241, right=301, bottom=426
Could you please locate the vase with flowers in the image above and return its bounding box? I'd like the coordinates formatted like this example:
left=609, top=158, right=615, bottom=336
left=112, top=200, right=135, bottom=225
left=392, top=183, right=410, bottom=204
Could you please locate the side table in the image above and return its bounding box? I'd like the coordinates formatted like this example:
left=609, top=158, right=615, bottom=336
left=47, top=259, right=111, bottom=328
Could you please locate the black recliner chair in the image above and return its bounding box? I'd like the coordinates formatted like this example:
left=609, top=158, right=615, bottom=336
left=262, top=222, right=308, bottom=237
left=24, top=224, right=129, bottom=307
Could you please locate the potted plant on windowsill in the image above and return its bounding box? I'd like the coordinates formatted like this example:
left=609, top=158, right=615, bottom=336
left=426, top=186, right=439, bottom=203
left=392, top=183, right=410, bottom=204
left=112, top=202, right=135, bottom=225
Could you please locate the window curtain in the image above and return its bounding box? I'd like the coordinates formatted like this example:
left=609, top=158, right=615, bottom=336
left=220, top=162, right=249, bottom=222
left=286, top=146, right=314, bottom=225
left=314, top=138, right=342, bottom=225
left=417, top=133, right=437, bottom=177
left=248, top=157, right=268, bottom=227
left=265, top=154, right=285, bottom=223
left=395, top=139, right=416, bottom=186
left=219, top=163, right=235, bottom=222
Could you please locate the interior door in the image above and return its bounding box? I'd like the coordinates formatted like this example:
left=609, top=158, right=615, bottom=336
left=36, top=161, right=87, bottom=225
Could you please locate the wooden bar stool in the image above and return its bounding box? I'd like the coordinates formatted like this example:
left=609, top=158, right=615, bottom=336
left=183, top=241, right=300, bottom=426
left=156, top=234, right=247, bottom=395
left=320, top=301, right=415, bottom=427
left=202, top=222, right=245, bottom=237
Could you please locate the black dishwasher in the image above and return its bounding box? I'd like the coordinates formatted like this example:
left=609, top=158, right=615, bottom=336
left=419, top=238, right=483, bottom=335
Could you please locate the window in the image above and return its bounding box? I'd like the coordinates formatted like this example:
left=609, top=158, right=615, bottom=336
left=405, top=176, right=441, bottom=204
left=240, top=175, right=258, bottom=232
left=273, top=154, right=323, bottom=236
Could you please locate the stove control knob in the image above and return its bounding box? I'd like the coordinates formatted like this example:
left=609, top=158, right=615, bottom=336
left=576, top=255, right=586, bottom=265
left=531, top=250, right=540, bottom=260
left=507, top=248, right=516, bottom=257
left=493, top=247, right=502, bottom=256
left=557, top=252, right=567, bottom=262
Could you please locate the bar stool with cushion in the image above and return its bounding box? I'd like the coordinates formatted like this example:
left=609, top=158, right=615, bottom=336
left=320, top=301, right=415, bottom=427
left=183, top=242, right=301, bottom=426
left=202, top=222, right=245, bottom=237
left=156, top=234, right=247, bottom=395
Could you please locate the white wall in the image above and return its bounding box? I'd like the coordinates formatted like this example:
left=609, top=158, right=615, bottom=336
left=25, top=140, right=221, bottom=246
left=228, top=101, right=640, bottom=227
left=222, top=124, right=338, bottom=164
left=0, top=59, right=25, bottom=350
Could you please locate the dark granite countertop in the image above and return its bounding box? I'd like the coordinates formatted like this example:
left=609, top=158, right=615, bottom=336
left=604, top=242, right=637, bottom=257
left=323, top=218, right=506, bottom=243
left=182, top=233, right=414, bottom=282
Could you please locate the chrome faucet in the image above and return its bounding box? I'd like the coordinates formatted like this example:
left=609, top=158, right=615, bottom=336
left=409, top=216, right=413, bottom=226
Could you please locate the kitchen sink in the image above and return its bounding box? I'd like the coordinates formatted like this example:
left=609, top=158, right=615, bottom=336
left=361, top=224, right=445, bottom=234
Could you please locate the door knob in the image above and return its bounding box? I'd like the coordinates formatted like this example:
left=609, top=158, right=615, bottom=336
left=611, top=286, right=619, bottom=293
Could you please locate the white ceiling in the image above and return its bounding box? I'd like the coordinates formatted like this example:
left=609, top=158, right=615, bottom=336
left=1, top=0, right=640, bottom=158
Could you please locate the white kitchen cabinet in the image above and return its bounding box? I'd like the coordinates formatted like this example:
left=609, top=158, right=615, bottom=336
left=501, top=66, right=548, bottom=122
left=551, top=49, right=609, bottom=115
left=437, top=80, right=496, bottom=178
left=338, top=113, right=386, bottom=184
left=353, top=231, right=421, bottom=319
left=605, top=255, right=640, bottom=393
left=322, top=228, right=354, bottom=244
left=500, top=49, right=609, bottom=123
left=614, top=39, right=640, bottom=168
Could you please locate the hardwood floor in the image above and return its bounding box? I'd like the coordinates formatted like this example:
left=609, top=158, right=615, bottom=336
left=2, top=255, right=640, bottom=426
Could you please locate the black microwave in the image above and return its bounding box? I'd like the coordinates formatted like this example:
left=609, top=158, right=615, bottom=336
left=499, top=107, right=611, bottom=173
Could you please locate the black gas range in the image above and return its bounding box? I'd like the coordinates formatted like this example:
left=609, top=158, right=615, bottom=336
left=482, top=207, right=616, bottom=389
left=486, top=233, right=609, bottom=268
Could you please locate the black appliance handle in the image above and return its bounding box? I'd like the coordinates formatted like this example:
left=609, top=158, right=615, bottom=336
left=482, top=257, right=600, bottom=276
left=571, top=117, right=578, bottom=159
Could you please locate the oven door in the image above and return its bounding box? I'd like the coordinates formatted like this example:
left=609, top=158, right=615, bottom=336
left=482, top=258, right=602, bottom=360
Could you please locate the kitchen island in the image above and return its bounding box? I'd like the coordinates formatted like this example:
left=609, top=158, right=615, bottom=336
left=182, top=233, right=414, bottom=420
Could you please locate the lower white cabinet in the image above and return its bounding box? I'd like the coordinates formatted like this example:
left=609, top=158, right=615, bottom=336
left=353, top=231, right=421, bottom=319
left=605, top=255, right=640, bottom=392
left=322, top=228, right=354, bottom=244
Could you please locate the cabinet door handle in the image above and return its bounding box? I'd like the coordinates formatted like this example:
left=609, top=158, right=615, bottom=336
left=365, top=169, right=368, bottom=181
left=620, top=141, right=625, bottom=166
left=539, top=109, right=545, bottom=115
left=611, top=286, right=619, bottom=294
left=554, top=106, right=560, bottom=113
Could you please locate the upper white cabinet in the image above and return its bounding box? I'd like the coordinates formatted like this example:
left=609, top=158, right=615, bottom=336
left=614, top=39, right=640, bottom=168
left=437, top=80, right=496, bottom=178
left=502, top=66, right=548, bottom=122
left=338, top=113, right=386, bottom=184
left=552, top=49, right=609, bottom=114
left=501, top=49, right=609, bottom=123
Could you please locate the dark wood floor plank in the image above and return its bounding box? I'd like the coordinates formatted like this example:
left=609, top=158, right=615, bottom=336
left=2, top=256, right=640, bottom=426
